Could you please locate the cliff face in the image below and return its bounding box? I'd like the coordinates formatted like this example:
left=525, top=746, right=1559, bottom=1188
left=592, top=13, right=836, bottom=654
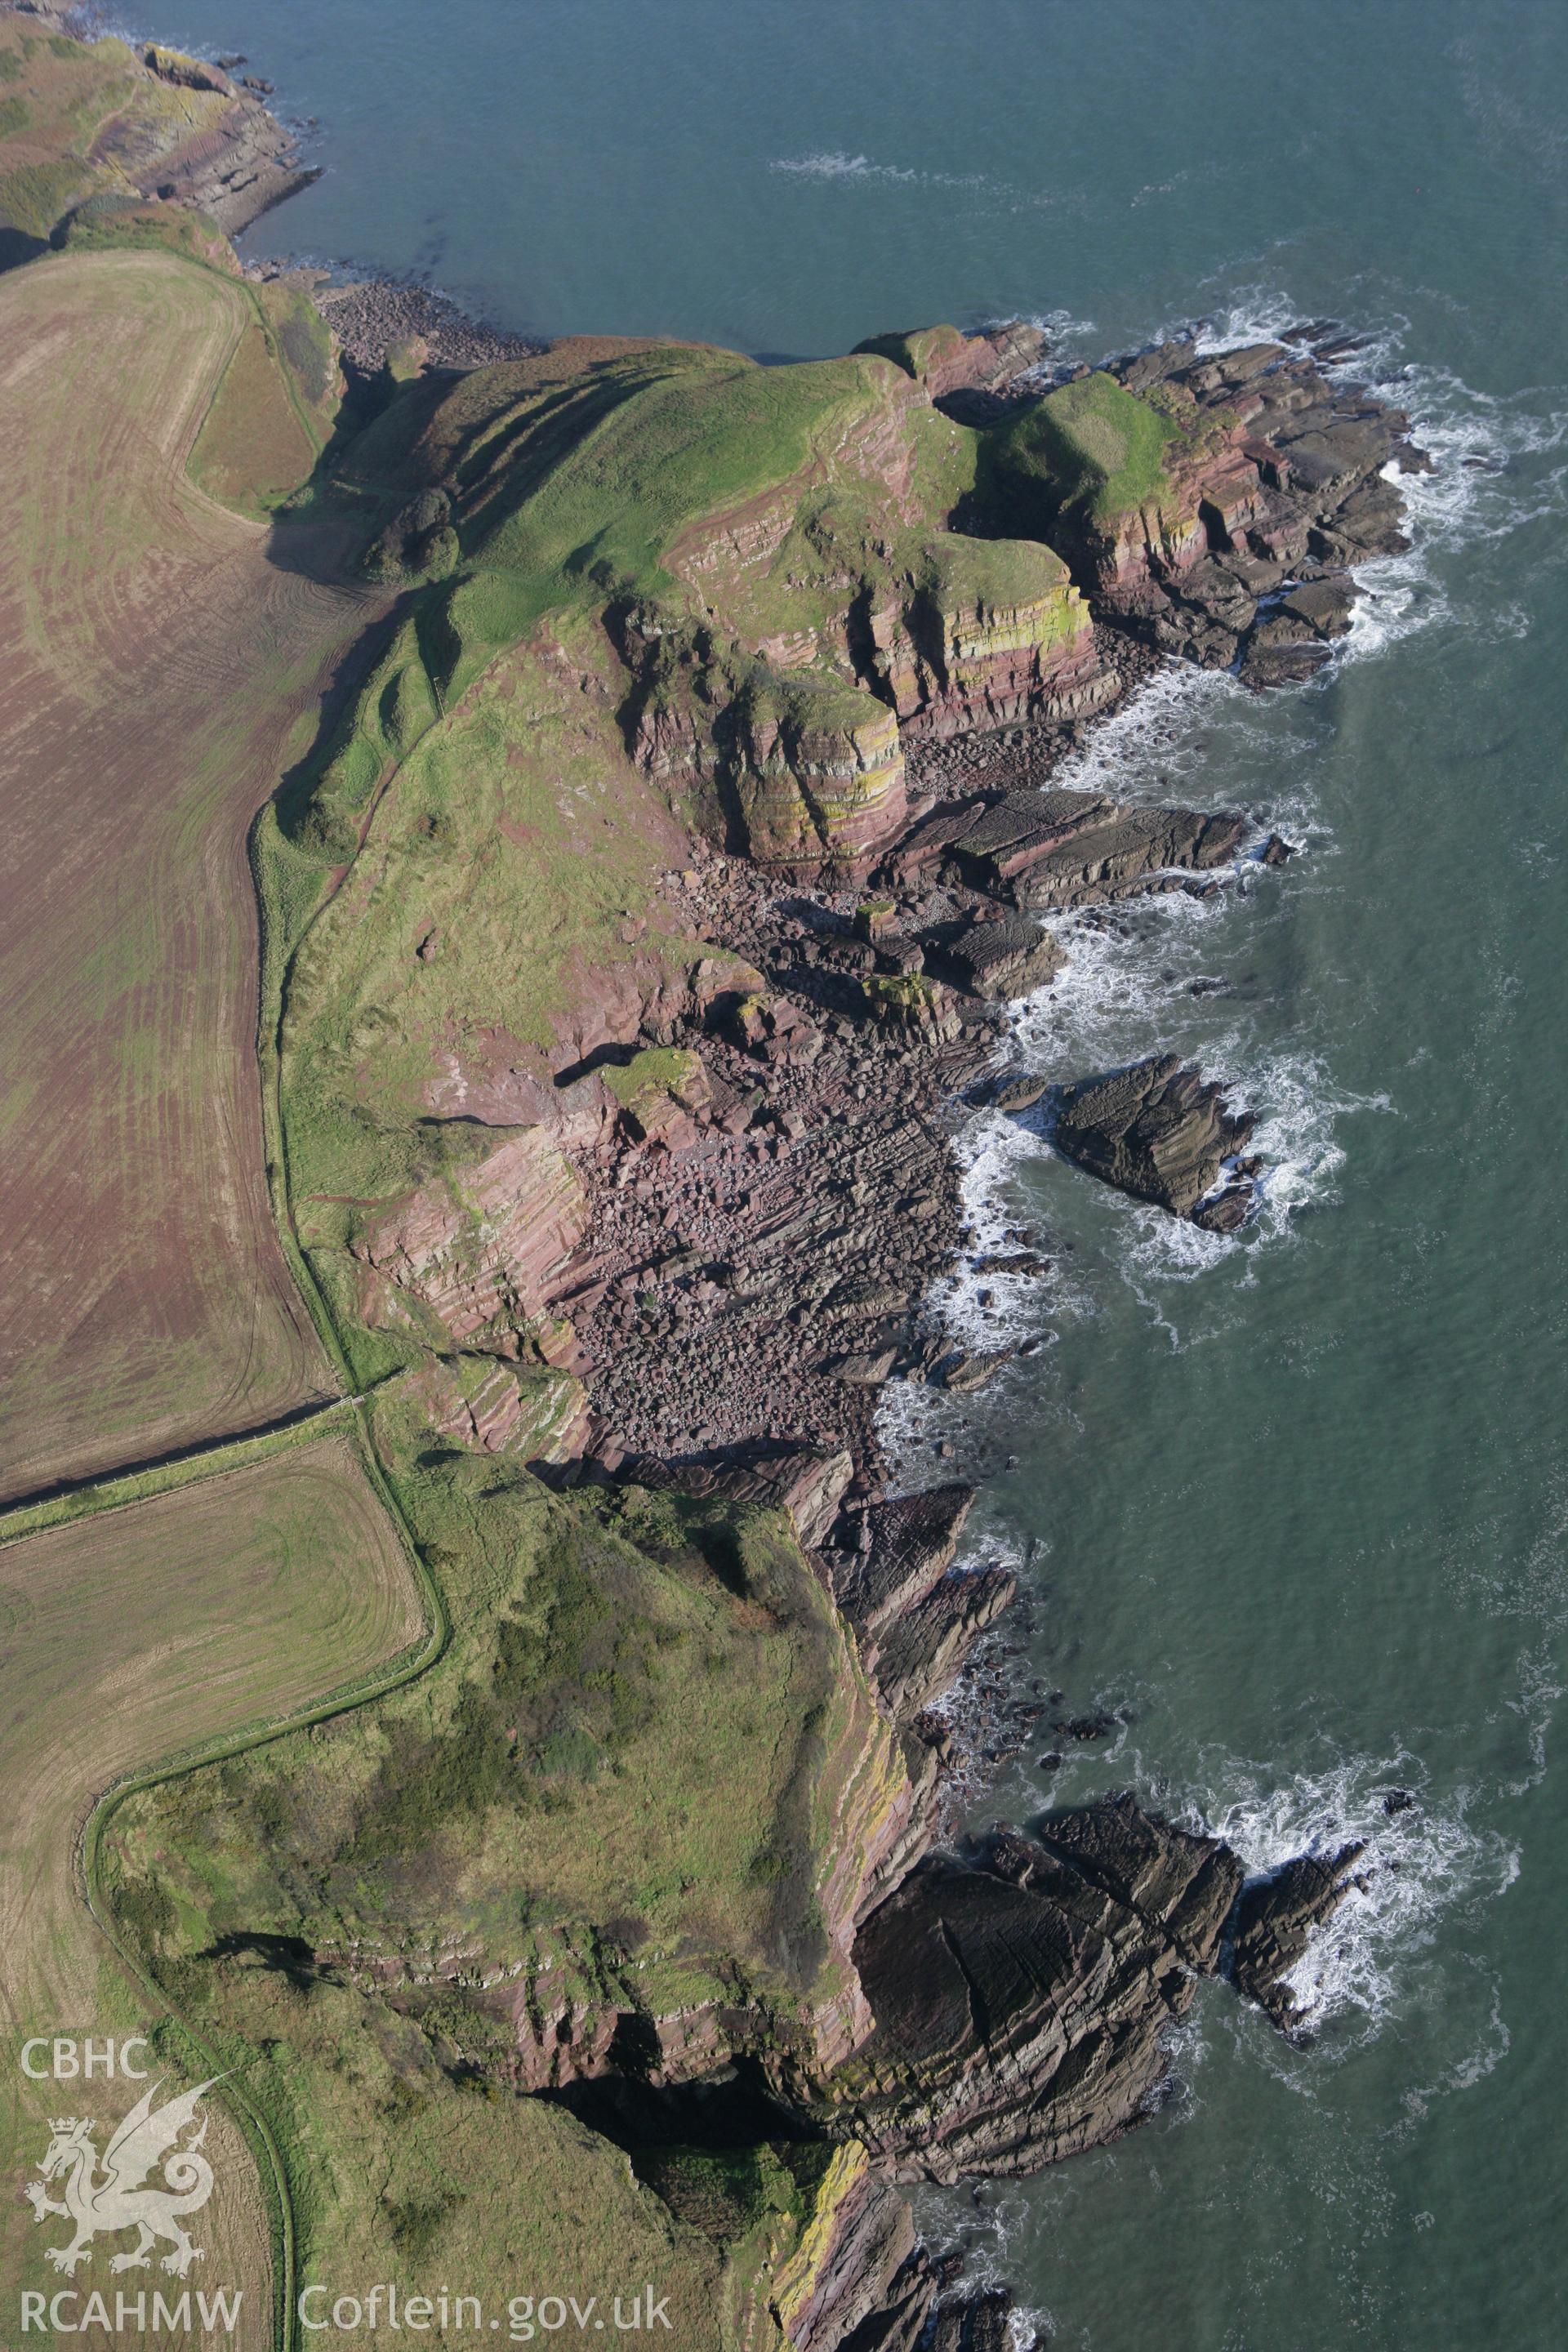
left=625, top=551, right=1096, bottom=870
left=768, top=2144, right=913, bottom=2352
left=4, top=32, right=1428, bottom=2342
left=299, top=312, right=1416, bottom=905
left=351, top=1128, right=589, bottom=1354
left=317, top=327, right=1116, bottom=880
left=734, top=679, right=909, bottom=868
left=882, top=535, right=1103, bottom=737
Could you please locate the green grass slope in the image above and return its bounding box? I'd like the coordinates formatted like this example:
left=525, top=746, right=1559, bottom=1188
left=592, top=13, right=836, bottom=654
left=0, top=17, right=238, bottom=244
left=0, top=1433, right=424, bottom=2336
left=991, top=368, right=1179, bottom=530
left=260, top=341, right=978, bottom=1345
left=65, top=309, right=1148, bottom=2344
left=100, top=1395, right=907, bottom=2346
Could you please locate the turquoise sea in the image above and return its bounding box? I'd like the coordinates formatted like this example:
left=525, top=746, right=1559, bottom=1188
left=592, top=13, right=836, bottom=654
left=123, top=0, right=1568, bottom=2341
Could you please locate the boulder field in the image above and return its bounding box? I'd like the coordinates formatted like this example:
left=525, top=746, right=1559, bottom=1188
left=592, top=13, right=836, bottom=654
left=256, top=310, right=1420, bottom=2352
left=64, top=232, right=1413, bottom=2350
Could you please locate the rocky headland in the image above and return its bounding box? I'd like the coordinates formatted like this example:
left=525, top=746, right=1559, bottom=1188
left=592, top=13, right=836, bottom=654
left=0, top=2, right=318, bottom=252
left=4, top=37, right=1430, bottom=2348
left=245, top=300, right=1416, bottom=2349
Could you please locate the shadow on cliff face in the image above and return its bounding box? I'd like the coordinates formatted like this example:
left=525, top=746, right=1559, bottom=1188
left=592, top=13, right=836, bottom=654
left=0, top=225, right=47, bottom=273
left=546, top=2049, right=817, bottom=2152
left=197, top=1927, right=324, bottom=1993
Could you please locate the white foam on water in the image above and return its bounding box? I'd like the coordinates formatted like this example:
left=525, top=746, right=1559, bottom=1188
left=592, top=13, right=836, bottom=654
left=1187, top=288, right=1568, bottom=667
left=879, top=875, right=1396, bottom=1403
left=1178, top=1749, right=1519, bottom=2044
left=905, top=2177, right=1057, bottom=2350
left=768, top=152, right=1099, bottom=218
left=1446, top=1467, right=1568, bottom=1640
left=1394, top=1964, right=1513, bottom=2134
left=1005, top=307, right=1101, bottom=362
left=1014, top=902, right=1393, bottom=1295
left=768, top=151, right=918, bottom=183
left=1500, top=1649, right=1565, bottom=1797
left=871, top=1365, right=959, bottom=1462
left=881, top=295, right=1474, bottom=1333
left=1011, top=892, right=1240, bottom=1072
left=1042, top=657, right=1250, bottom=804
left=929, top=1108, right=1059, bottom=1351
left=874, top=307, right=1561, bottom=2046
left=768, top=153, right=1001, bottom=196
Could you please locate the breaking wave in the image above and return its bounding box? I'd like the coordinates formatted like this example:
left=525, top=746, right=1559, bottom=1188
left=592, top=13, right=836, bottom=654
left=876, top=286, right=1565, bottom=1387
left=768, top=152, right=995, bottom=194
left=874, top=298, right=1551, bottom=2093
left=1191, top=288, right=1568, bottom=663
left=769, top=151, right=919, bottom=183
left=1180, top=1746, right=1519, bottom=2042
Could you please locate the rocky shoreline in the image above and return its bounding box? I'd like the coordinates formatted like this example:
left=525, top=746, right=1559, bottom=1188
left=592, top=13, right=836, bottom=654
left=341, top=319, right=1424, bottom=2342
left=3, top=24, right=1428, bottom=2330
left=247, top=259, right=544, bottom=372
left=8, top=1, right=319, bottom=232
left=443, top=314, right=1420, bottom=1493
left=0, top=2, right=538, bottom=360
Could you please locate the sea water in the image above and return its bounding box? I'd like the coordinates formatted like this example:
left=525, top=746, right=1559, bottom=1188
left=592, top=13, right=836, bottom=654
left=118, top=0, right=1568, bottom=2340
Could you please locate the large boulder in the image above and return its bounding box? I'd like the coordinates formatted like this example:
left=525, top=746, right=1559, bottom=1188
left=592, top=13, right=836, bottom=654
left=830, top=1486, right=977, bottom=1643
left=840, top=1794, right=1362, bottom=2179
left=923, top=911, right=1065, bottom=1000
left=1049, top=1054, right=1257, bottom=1227
left=884, top=786, right=1248, bottom=909
left=866, top=1566, right=1018, bottom=1725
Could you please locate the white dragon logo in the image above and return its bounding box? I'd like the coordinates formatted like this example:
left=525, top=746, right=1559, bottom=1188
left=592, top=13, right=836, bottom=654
left=24, top=2077, right=220, bottom=2278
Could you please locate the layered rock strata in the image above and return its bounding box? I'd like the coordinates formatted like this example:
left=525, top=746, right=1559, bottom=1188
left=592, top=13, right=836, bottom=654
left=104, top=37, right=316, bottom=231
left=840, top=1798, right=1360, bottom=2180
left=1228, top=1842, right=1370, bottom=2027
left=881, top=785, right=1262, bottom=906
left=351, top=1128, right=590, bottom=1352
left=1000, top=328, right=1428, bottom=685
left=885, top=538, right=1107, bottom=740
left=278, top=307, right=1419, bottom=2350
left=1049, top=1054, right=1260, bottom=1230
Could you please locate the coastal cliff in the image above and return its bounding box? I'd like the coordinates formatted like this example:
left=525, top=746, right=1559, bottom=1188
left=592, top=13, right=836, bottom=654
left=0, top=7, right=313, bottom=256
left=0, top=29, right=1425, bottom=2345
left=224, top=290, right=1411, bottom=2343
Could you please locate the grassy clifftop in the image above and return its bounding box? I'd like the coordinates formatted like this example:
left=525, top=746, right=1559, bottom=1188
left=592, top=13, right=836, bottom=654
left=987, top=367, right=1250, bottom=590
left=107, top=1404, right=898, bottom=2031
left=100, top=1391, right=910, bottom=2345
left=0, top=16, right=154, bottom=240
left=0, top=46, right=1360, bottom=2348
left=277, top=323, right=1098, bottom=900
left=991, top=368, right=1179, bottom=528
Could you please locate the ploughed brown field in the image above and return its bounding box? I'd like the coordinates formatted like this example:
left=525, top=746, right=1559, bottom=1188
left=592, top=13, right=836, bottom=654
left=0, top=248, right=376, bottom=1499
